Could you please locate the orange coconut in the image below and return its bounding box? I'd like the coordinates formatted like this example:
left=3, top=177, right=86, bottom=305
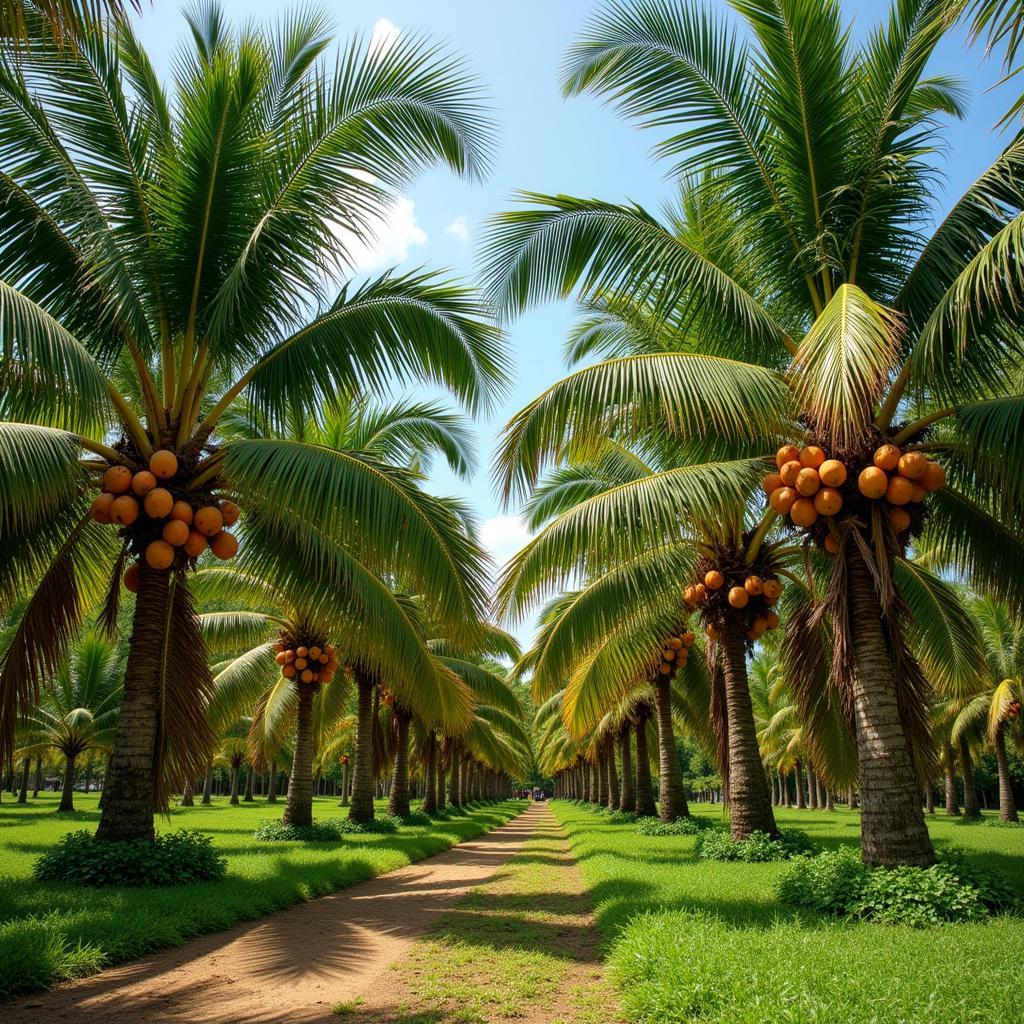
left=662, top=647, right=676, bottom=662
left=110, top=494, right=140, bottom=526
left=766, top=611, right=781, bottom=629
left=194, top=506, right=223, bottom=537
left=162, top=519, right=190, bottom=546
left=873, top=444, right=901, bottom=471
left=275, top=651, right=288, bottom=665
left=103, top=465, right=133, bottom=494
left=921, top=461, right=945, bottom=492
left=795, top=467, right=821, bottom=496
left=762, top=579, right=783, bottom=603
left=131, top=470, right=157, bottom=496
left=776, top=445, right=801, bottom=469
left=762, top=472, right=784, bottom=495
left=684, top=584, right=698, bottom=605
left=814, top=487, right=843, bottom=516
left=220, top=500, right=240, bottom=526
left=210, top=531, right=238, bottom=560
left=858, top=466, right=888, bottom=499
left=769, top=486, right=798, bottom=514
left=704, top=570, right=725, bottom=590
left=295, top=657, right=308, bottom=671
left=779, top=460, right=802, bottom=486
left=659, top=662, right=672, bottom=675
left=790, top=498, right=818, bottom=528
left=183, top=530, right=207, bottom=558
left=818, top=459, right=847, bottom=488
left=911, top=483, right=925, bottom=503
left=143, top=487, right=174, bottom=519
left=90, top=492, right=115, bottom=523
left=751, top=616, right=768, bottom=637
left=169, top=500, right=194, bottom=524
left=694, top=583, right=708, bottom=603
left=123, top=563, right=141, bottom=593
left=149, top=449, right=178, bottom=480
left=824, top=534, right=840, bottom=554
left=728, top=586, right=749, bottom=609
left=897, top=452, right=927, bottom=480
left=296, top=646, right=308, bottom=658
left=886, top=475, right=914, bottom=506
left=800, top=446, right=826, bottom=469
left=282, top=664, right=296, bottom=679
left=889, top=507, right=912, bottom=532
left=744, top=576, right=763, bottom=596
left=145, top=539, right=175, bottom=570
left=283, top=649, right=295, bottom=663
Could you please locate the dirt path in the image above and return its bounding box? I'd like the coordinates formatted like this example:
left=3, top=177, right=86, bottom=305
left=5, top=807, right=541, bottom=1024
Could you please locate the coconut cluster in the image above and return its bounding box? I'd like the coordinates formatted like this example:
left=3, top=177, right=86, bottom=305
left=655, top=630, right=696, bottom=677
left=273, top=633, right=338, bottom=688
left=763, top=441, right=945, bottom=550
left=685, top=567, right=783, bottom=643
left=89, top=449, right=239, bottom=588
left=1009, top=701, right=1021, bottom=721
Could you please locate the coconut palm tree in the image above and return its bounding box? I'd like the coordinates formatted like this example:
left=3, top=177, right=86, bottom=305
left=482, top=0, right=1024, bottom=865
left=19, top=632, right=121, bottom=811
left=0, top=5, right=505, bottom=842
left=1, top=0, right=139, bottom=44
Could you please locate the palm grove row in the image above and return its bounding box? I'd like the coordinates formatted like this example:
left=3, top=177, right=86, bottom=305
left=2, top=0, right=1024, bottom=871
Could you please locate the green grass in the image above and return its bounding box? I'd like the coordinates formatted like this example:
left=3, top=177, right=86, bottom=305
left=0, top=792, right=523, bottom=1001
left=551, top=801, right=1024, bottom=1024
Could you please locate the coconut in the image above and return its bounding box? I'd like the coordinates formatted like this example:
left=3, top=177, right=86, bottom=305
left=110, top=494, right=140, bottom=526
left=682, top=631, right=695, bottom=646
left=210, top=531, right=238, bottom=560
left=131, top=470, right=157, bottom=496
left=800, top=446, right=826, bottom=469
left=221, top=500, right=240, bottom=526
left=659, top=662, right=672, bottom=675
left=897, top=452, right=927, bottom=480
left=694, top=583, right=708, bottom=603
left=669, top=637, right=683, bottom=650
left=752, top=616, right=768, bottom=637
left=795, top=467, right=821, bottom=496
left=295, top=657, right=308, bottom=670
left=921, top=461, right=945, bottom=492
left=90, top=493, right=115, bottom=523
left=662, top=648, right=676, bottom=661
left=818, top=459, right=847, bottom=488
left=763, top=472, right=784, bottom=495
left=824, top=534, right=840, bottom=554
left=194, top=506, right=223, bottom=537
left=282, top=664, right=296, bottom=679
left=145, top=539, right=175, bottom=570
left=143, top=487, right=174, bottom=519
left=183, top=530, right=207, bottom=558
left=762, top=579, right=782, bottom=603
left=886, top=475, right=914, bottom=506
left=780, top=460, right=802, bottom=486
left=284, top=649, right=295, bottom=664
left=814, top=487, right=843, bottom=516
left=103, top=465, right=133, bottom=494
left=300, top=669, right=314, bottom=684
left=149, top=450, right=178, bottom=480
left=790, top=498, right=818, bottom=527
left=296, top=646, right=308, bottom=658
left=162, top=519, right=190, bottom=546
left=728, top=586, right=749, bottom=609
left=911, top=483, right=925, bottom=503
left=873, top=444, right=901, bottom=471
left=275, top=651, right=288, bottom=665
left=744, top=575, right=763, bottom=596
left=889, top=507, right=911, bottom=533
left=858, top=466, right=888, bottom=499
left=776, top=445, right=801, bottom=469
left=769, top=486, right=798, bottom=514
left=123, top=563, right=141, bottom=593
left=704, top=570, right=725, bottom=590
left=170, top=500, right=194, bottom=524
left=766, top=611, right=781, bottom=630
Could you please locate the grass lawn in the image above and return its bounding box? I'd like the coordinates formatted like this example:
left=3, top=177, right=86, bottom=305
left=551, top=801, right=1024, bottom=1024
left=0, top=792, right=523, bottom=1001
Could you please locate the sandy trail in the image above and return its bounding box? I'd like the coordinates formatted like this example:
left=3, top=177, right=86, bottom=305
left=5, top=806, right=540, bottom=1024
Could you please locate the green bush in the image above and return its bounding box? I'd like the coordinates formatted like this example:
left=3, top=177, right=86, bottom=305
left=696, top=827, right=811, bottom=862
left=636, top=815, right=707, bottom=836
left=779, top=848, right=1019, bottom=926
left=33, top=830, right=226, bottom=887
left=605, top=809, right=638, bottom=824
left=984, top=817, right=1023, bottom=828
left=254, top=815, right=401, bottom=842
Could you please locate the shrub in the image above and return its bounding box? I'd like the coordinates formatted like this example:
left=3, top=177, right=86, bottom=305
left=605, top=810, right=638, bottom=824
left=254, top=815, right=401, bottom=842
left=778, top=847, right=1019, bottom=926
left=984, top=817, right=1023, bottom=828
left=400, top=811, right=433, bottom=826
left=637, top=816, right=707, bottom=837
left=34, top=830, right=226, bottom=887
left=696, top=827, right=811, bottom=862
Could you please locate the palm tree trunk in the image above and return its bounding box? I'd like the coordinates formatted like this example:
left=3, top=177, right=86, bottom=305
left=847, top=548, right=935, bottom=866
left=16, top=757, right=29, bottom=802
left=449, top=739, right=462, bottom=807
left=596, top=743, right=608, bottom=806
left=993, top=723, right=1019, bottom=822
left=634, top=712, right=657, bottom=817
left=243, top=764, right=254, bottom=802
left=201, top=762, right=213, bottom=805
left=652, top=677, right=689, bottom=821
left=96, top=566, right=170, bottom=841
left=58, top=753, right=76, bottom=812
left=925, top=786, right=935, bottom=814
left=618, top=725, right=635, bottom=812
left=32, top=756, right=42, bottom=799
left=847, top=785, right=857, bottom=809
left=180, top=781, right=194, bottom=807
left=268, top=759, right=279, bottom=803
left=422, top=732, right=438, bottom=815
left=348, top=671, right=376, bottom=824
left=721, top=630, right=777, bottom=839
left=795, top=762, right=806, bottom=808
left=387, top=707, right=412, bottom=819
left=229, top=765, right=240, bottom=805
left=587, top=759, right=597, bottom=803
left=959, top=736, right=981, bottom=819
left=605, top=736, right=619, bottom=810
left=807, top=763, right=818, bottom=810
left=778, top=769, right=788, bottom=807
left=283, top=684, right=316, bottom=827
left=437, top=754, right=447, bottom=811
left=944, top=748, right=959, bottom=814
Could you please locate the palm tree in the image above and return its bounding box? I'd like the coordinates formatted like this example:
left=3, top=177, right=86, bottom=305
left=1, top=0, right=140, bottom=45
left=19, top=632, right=121, bottom=812
left=482, top=0, right=1024, bottom=865
left=0, top=6, right=504, bottom=842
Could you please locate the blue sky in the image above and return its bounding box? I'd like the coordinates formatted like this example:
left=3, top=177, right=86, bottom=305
left=132, top=1, right=1016, bottom=639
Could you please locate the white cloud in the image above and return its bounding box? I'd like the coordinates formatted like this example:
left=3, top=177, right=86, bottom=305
left=334, top=195, right=427, bottom=274
left=369, top=17, right=400, bottom=59
left=444, top=214, right=470, bottom=244
left=480, top=515, right=531, bottom=572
